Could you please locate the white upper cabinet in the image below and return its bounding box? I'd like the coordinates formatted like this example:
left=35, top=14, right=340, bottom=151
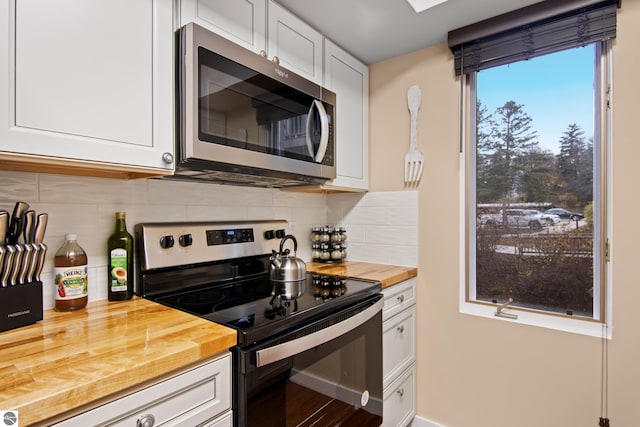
left=180, top=0, right=323, bottom=85
left=0, top=0, right=175, bottom=175
left=266, top=0, right=322, bottom=85
left=324, top=40, right=369, bottom=191
left=179, top=0, right=267, bottom=53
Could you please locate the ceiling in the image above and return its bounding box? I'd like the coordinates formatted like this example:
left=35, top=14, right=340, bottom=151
left=276, top=0, right=542, bottom=64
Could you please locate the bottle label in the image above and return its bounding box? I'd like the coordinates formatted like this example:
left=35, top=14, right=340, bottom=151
left=54, top=266, right=88, bottom=300
left=110, top=248, right=128, bottom=292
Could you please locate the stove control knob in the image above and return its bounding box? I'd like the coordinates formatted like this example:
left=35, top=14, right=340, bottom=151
left=159, top=235, right=174, bottom=249
left=275, top=229, right=286, bottom=239
left=179, top=233, right=193, bottom=247
left=264, top=230, right=275, bottom=240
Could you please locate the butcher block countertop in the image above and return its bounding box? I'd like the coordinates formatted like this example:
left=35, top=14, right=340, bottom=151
left=0, top=297, right=237, bottom=426
left=307, top=261, right=418, bottom=288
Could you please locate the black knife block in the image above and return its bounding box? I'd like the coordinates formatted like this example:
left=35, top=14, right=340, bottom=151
left=0, top=281, right=43, bottom=332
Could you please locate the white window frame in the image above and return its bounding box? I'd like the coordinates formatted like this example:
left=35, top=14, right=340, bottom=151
left=459, top=41, right=614, bottom=338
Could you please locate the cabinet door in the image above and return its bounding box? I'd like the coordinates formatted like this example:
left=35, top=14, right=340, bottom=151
left=324, top=39, right=369, bottom=191
left=383, top=363, right=416, bottom=427
left=54, top=354, right=231, bottom=426
left=383, top=305, right=416, bottom=389
left=0, top=0, right=174, bottom=171
left=382, top=278, right=417, bottom=321
left=180, top=0, right=266, bottom=53
left=267, top=0, right=323, bottom=85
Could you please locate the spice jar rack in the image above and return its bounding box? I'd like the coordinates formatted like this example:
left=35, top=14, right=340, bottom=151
left=311, top=226, right=347, bottom=263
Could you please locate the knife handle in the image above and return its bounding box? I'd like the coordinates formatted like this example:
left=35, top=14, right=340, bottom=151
left=18, top=244, right=32, bottom=285
left=23, top=210, right=36, bottom=244
left=0, top=246, right=5, bottom=287
left=1, top=245, right=15, bottom=287
left=34, top=243, right=47, bottom=283
left=9, top=245, right=22, bottom=286
left=26, top=243, right=39, bottom=283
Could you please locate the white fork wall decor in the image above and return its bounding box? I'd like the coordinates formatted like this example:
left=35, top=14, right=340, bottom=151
left=405, top=85, right=425, bottom=187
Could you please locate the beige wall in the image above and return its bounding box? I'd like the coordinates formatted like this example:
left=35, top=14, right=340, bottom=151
left=369, top=2, right=640, bottom=426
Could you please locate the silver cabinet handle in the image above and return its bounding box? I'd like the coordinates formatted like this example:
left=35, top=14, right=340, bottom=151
left=397, top=294, right=405, bottom=303
left=397, top=325, right=405, bottom=333
left=272, top=55, right=280, bottom=64
left=162, top=152, right=174, bottom=164
left=136, top=414, right=155, bottom=427
left=396, top=388, right=405, bottom=397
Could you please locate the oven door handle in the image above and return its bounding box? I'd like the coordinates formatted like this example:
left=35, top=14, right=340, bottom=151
left=255, top=298, right=382, bottom=367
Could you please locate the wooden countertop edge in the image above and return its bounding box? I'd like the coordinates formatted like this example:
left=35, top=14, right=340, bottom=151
left=0, top=298, right=237, bottom=425
left=307, top=261, right=418, bottom=288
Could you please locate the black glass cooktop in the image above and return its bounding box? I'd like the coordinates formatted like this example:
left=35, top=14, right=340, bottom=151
left=153, top=273, right=381, bottom=346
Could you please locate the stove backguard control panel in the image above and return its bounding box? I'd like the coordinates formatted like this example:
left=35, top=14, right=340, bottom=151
left=136, top=220, right=288, bottom=271
left=206, top=228, right=254, bottom=246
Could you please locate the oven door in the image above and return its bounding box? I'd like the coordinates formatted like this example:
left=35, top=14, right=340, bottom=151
left=234, top=296, right=383, bottom=427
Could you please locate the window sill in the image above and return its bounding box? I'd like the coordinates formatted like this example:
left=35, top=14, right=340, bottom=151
left=459, top=299, right=611, bottom=338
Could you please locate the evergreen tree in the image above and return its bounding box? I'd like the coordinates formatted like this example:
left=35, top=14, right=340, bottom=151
left=556, top=124, right=592, bottom=207
left=484, top=100, right=539, bottom=202
left=517, top=146, right=557, bottom=203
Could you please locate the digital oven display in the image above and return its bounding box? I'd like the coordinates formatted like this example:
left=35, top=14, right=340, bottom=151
left=206, top=228, right=254, bottom=246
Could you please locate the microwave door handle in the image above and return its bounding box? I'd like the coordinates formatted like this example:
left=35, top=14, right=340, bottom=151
left=255, top=298, right=382, bottom=367
left=304, top=103, right=316, bottom=159
left=305, top=100, right=330, bottom=163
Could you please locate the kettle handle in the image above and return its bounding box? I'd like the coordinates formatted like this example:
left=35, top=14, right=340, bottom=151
left=279, top=235, right=298, bottom=255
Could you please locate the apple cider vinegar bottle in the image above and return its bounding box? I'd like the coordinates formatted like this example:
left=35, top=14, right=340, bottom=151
left=108, top=212, right=133, bottom=301
left=54, top=234, right=88, bottom=311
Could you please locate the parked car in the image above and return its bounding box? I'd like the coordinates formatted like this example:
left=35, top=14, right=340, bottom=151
left=524, top=209, right=561, bottom=225
left=479, top=209, right=546, bottom=230
left=544, top=208, right=584, bottom=221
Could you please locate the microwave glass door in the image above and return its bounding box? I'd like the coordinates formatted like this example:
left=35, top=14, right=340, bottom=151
left=198, top=47, right=334, bottom=166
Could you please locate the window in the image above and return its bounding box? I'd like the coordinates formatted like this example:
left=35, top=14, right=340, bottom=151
left=447, top=0, right=618, bottom=335
left=467, top=43, right=609, bottom=325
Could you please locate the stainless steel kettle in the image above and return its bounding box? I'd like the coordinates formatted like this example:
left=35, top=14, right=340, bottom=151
left=270, top=235, right=306, bottom=282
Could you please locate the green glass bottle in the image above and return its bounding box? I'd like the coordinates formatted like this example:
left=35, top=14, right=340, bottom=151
left=108, top=212, right=133, bottom=301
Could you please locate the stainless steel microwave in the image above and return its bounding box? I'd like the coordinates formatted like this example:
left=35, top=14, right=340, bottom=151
left=175, top=23, right=336, bottom=187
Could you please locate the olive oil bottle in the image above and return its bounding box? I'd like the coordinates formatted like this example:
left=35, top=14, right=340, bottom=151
left=108, top=212, right=133, bottom=301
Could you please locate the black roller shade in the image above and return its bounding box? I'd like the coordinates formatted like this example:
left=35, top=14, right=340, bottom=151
left=448, top=0, right=620, bottom=76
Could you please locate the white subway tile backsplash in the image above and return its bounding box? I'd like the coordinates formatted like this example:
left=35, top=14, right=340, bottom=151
left=363, top=190, right=417, bottom=207
left=39, top=174, right=135, bottom=204
left=327, top=191, right=418, bottom=267
left=0, top=170, right=39, bottom=202
left=0, top=170, right=329, bottom=309
left=0, top=168, right=418, bottom=309
left=147, top=178, right=222, bottom=205
left=188, top=205, right=248, bottom=221
left=363, top=225, right=418, bottom=245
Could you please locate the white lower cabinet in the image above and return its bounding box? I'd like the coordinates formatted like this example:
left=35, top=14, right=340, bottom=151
left=383, top=362, right=417, bottom=427
left=382, top=278, right=417, bottom=427
left=54, top=353, right=232, bottom=427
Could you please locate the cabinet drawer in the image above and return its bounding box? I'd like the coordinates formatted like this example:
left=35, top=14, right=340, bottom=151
left=382, top=363, right=416, bottom=427
left=383, top=305, right=416, bottom=389
left=382, top=278, right=416, bottom=322
left=55, top=354, right=231, bottom=426
left=202, top=411, right=232, bottom=427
